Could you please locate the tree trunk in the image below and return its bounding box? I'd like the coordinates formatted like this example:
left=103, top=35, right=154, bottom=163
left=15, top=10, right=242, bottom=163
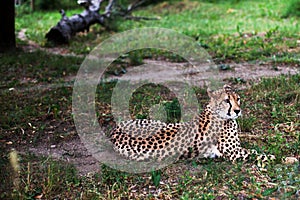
left=0, top=0, right=16, bottom=52
left=31, top=0, right=35, bottom=12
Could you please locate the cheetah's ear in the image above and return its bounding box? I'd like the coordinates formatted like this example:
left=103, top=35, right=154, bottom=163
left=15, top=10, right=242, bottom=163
left=207, top=87, right=213, bottom=98
left=207, top=85, right=230, bottom=98
left=207, top=86, right=218, bottom=99
left=223, top=84, right=232, bottom=93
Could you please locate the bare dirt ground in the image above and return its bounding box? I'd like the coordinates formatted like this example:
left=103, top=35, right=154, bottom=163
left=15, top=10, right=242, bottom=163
left=13, top=51, right=299, bottom=175
left=111, top=59, right=299, bottom=87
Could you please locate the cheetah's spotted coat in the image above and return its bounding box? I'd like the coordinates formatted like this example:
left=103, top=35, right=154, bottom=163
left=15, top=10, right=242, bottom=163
left=110, top=85, right=273, bottom=163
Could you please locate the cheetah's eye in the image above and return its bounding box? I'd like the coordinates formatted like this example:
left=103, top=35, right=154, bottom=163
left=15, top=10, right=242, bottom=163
left=224, top=99, right=230, bottom=103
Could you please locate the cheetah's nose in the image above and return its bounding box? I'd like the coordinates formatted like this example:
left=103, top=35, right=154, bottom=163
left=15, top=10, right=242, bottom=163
left=234, top=109, right=240, bottom=115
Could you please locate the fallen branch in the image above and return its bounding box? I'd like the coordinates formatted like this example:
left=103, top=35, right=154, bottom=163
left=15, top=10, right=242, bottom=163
left=45, top=0, right=157, bottom=44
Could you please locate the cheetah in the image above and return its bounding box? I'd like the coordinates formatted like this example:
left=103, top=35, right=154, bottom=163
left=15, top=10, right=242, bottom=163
left=109, top=85, right=273, bottom=164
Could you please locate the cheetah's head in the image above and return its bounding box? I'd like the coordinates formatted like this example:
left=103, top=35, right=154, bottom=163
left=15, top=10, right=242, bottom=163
left=207, top=85, right=241, bottom=119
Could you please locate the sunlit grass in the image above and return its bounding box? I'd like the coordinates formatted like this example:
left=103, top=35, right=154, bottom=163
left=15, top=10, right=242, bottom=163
left=15, top=0, right=300, bottom=60
left=118, top=0, right=299, bottom=36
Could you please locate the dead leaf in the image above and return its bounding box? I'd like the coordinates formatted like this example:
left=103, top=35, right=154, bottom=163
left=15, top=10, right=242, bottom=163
left=283, top=157, right=299, bottom=164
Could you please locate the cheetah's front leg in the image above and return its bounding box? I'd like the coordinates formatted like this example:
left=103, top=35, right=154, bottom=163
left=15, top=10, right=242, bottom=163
left=218, top=120, right=275, bottom=164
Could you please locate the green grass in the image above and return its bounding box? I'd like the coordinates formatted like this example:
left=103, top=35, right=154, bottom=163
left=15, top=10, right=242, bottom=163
left=1, top=154, right=82, bottom=199
left=3, top=71, right=299, bottom=199
left=15, top=0, right=300, bottom=61
left=0, top=50, right=82, bottom=88
left=119, top=0, right=294, bottom=34
left=241, top=75, right=300, bottom=128
left=283, top=0, right=300, bottom=17
left=2, top=153, right=299, bottom=199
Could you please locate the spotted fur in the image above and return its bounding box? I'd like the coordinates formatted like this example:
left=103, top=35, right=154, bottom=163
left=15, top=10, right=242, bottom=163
left=110, top=85, right=274, bottom=163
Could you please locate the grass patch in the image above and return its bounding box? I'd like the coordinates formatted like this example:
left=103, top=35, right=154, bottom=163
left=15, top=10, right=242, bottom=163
left=238, top=74, right=300, bottom=161
left=0, top=50, right=82, bottom=88
left=1, top=69, right=300, bottom=198
left=0, top=85, right=74, bottom=146
left=2, top=154, right=299, bottom=199
left=1, top=154, right=81, bottom=199
left=117, top=0, right=300, bottom=62
left=15, top=0, right=300, bottom=62
left=283, top=0, right=300, bottom=17
left=243, top=74, right=300, bottom=126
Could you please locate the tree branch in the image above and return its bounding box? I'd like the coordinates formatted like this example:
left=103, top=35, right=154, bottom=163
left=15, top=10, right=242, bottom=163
left=46, top=0, right=155, bottom=44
